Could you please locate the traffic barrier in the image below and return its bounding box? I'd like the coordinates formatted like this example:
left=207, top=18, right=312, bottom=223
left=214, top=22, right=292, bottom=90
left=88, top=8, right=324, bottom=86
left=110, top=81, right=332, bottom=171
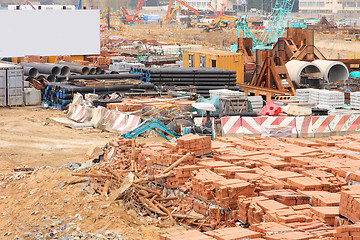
left=112, top=112, right=127, bottom=132
left=90, top=106, right=105, bottom=128
left=295, top=116, right=312, bottom=138
left=121, top=115, right=141, bottom=134
left=220, top=116, right=243, bottom=136
left=261, top=116, right=297, bottom=137
left=98, top=109, right=115, bottom=131
left=311, top=116, right=330, bottom=137
left=66, top=104, right=76, bottom=118
left=242, top=116, right=263, bottom=135
left=70, top=105, right=87, bottom=122
left=328, top=115, right=349, bottom=136
left=341, top=114, right=360, bottom=134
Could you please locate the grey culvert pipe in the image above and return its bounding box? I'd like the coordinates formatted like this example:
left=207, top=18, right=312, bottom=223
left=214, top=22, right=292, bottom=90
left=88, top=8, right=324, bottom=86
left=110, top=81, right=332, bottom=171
left=19, top=62, right=61, bottom=76
left=59, top=65, right=70, bottom=76
left=285, top=60, right=323, bottom=84
left=312, top=60, right=349, bottom=83
left=58, top=61, right=90, bottom=75
left=23, top=66, right=39, bottom=78
left=37, top=74, right=56, bottom=82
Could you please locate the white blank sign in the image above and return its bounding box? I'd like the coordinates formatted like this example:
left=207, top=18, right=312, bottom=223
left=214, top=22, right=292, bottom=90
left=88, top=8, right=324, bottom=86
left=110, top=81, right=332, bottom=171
left=0, top=10, right=100, bottom=57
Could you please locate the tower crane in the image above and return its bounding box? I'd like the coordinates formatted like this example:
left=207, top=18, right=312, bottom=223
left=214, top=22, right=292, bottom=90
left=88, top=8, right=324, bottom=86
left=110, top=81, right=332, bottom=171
left=238, top=0, right=295, bottom=50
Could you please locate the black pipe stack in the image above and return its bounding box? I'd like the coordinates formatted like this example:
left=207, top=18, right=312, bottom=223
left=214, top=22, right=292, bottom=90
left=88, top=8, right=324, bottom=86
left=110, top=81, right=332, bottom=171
left=42, top=82, right=154, bottom=110
left=130, top=67, right=238, bottom=97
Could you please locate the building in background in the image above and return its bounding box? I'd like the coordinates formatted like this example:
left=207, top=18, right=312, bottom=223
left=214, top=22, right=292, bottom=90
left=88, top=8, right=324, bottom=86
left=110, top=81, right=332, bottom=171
left=299, top=0, right=360, bottom=15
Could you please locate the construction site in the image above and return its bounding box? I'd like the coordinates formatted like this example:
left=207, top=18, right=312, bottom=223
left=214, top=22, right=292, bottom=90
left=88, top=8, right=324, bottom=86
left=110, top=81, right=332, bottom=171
left=3, top=0, right=360, bottom=239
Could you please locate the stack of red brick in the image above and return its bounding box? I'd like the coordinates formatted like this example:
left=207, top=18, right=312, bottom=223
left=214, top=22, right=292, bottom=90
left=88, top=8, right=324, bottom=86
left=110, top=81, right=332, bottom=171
left=107, top=102, right=143, bottom=112
left=176, top=134, right=212, bottom=156
left=23, top=55, right=45, bottom=63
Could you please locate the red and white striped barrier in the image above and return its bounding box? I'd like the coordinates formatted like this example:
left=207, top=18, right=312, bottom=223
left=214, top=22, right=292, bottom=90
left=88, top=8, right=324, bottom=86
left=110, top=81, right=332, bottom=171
left=112, top=112, right=127, bottom=132
left=90, top=106, right=105, bottom=128
left=342, top=114, right=360, bottom=134
left=328, top=115, right=346, bottom=136
left=220, top=116, right=243, bottom=136
left=121, top=115, right=141, bottom=134
left=311, top=116, right=330, bottom=137
left=242, top=116, right=263, bottom=135
left=70, top=105, right=89, bottom=122
left=261, top=116, right=297, bottom=137
left=296, top=116, right=312, bottom=138
left=98, top=109, right=115, bottom=131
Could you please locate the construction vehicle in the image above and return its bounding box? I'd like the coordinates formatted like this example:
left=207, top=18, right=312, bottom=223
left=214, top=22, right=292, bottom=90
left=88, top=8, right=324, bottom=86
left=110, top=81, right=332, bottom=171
left=160, top=5, right=182, bottom=23
left=203, top=15, right=239, bottom=32
left=165, top=0, right=199, bottom=27
left=122, top=103, right=216, bottom=140
left=238, top=0, right=295, bottom=50
left=121, top=0, right=146, bottom=23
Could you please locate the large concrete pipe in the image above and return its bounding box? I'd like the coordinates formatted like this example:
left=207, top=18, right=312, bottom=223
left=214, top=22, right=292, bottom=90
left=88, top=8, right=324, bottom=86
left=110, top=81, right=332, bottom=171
left=37, top=74, right=56, bottom=82
left=286, top=60, right=323, bottom=85
left=19, top=62, right=61, bottom=76
left=312, top=60, right=349, bottom=83
left=59, top=65, right=70, bottom=76
left=23, top=66, right=39, bottom=78
left=58, top=61, right=90, bottom=75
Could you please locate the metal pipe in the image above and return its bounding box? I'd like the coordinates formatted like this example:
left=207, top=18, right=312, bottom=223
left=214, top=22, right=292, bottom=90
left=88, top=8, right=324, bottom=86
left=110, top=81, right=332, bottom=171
left=57, top=73, right=142, bottom=80
left=58, top=61, right=90, bottom=75
left=19, top=62, right=61, bottom=76
left=95, top=67, right=102, bottom=74
left=89, top=67, right=97, bottom=75
left=38, top=74, right=56, bottom=82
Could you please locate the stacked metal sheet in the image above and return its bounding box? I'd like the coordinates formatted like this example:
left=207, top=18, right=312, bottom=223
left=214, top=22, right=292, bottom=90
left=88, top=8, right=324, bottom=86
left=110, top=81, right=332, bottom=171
left=209, top=89, right=246, bottom=99
left=130, top=67, right=238, bottom=97
left=109, top=62, right=145, bottom=72
left=248, top=96, right=263, bottom=109
left=296, top=88, right=311, bottom=103
left=351, top=91, right=360, bottom=109
left=318, top=90, right=344, bottom=108
left=308, top=89, right=320, bottom=104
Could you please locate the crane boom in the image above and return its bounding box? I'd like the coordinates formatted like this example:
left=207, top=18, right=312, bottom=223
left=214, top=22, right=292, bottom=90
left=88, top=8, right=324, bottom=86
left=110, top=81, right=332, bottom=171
left=207, top=3, right=219, bottom=17
left=258, top=0, right=295, bottom=45
left=219, top=0, right=229, bottom=16
left=134, top=0, right=146, bottom=16
left=166, top=0, right=199, bottom=18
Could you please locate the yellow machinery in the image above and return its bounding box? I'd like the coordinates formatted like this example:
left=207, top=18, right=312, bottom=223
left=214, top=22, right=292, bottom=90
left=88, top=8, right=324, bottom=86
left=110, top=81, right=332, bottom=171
left=159, top=5, right=182, bottom=24
left=202, top=15, right=239, bottom=32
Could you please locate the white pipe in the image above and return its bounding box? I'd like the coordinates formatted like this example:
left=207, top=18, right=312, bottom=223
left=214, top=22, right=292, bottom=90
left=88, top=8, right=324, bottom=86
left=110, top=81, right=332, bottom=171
left=312, top=60, right=349, bottom=83
left=285, top=60, right=323, bottom=84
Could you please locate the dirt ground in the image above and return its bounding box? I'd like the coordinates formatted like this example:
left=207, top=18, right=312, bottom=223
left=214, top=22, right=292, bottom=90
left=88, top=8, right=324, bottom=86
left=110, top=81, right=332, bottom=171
left=0, top=107, right=182, bottom=239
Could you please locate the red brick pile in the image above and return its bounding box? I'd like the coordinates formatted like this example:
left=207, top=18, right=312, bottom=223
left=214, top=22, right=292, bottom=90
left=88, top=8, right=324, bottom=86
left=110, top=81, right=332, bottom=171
left=176, top=134, right=212, bottom=156
left=100, top=134, right=360, bottom=238
left=55, top=55, right=71, bottom=63
left=334, top=223, right=360, bottom=239
left=107, top=102, right=143, bottom=112
left=23, top=55, right=45, bottom=63
left=87, top=55, right=112, bottom=68
left=340, top=185, right=360, bottom=223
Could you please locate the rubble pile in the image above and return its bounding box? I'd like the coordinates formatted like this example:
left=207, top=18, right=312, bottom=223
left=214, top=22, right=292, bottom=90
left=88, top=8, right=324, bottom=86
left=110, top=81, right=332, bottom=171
left=73, top=134, right=360, bottom=239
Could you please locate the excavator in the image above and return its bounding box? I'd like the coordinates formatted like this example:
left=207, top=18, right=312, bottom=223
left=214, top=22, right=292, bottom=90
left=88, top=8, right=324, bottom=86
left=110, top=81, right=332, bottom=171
left=159, top=5, right=182, bottom=24
left=120, top=0, right=146, bottom=23
left=165, top=0, right=200, bottom=27
left=202, top=15, right=239, bottom=32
